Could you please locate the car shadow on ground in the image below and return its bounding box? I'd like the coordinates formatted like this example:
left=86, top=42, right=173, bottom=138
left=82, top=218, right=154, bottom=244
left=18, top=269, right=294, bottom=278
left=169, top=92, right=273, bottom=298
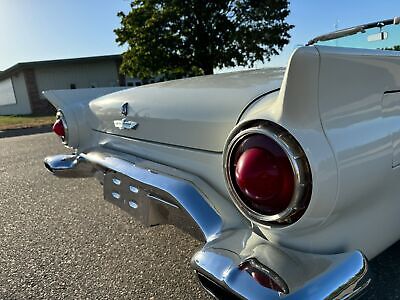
left=363, top=240, right=400, bottom=299
left=0, top=126, right=51, bottom=139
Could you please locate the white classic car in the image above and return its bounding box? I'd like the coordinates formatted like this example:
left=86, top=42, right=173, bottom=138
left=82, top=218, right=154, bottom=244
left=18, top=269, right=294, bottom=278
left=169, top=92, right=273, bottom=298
left=43, top=17, right=400, bottom=299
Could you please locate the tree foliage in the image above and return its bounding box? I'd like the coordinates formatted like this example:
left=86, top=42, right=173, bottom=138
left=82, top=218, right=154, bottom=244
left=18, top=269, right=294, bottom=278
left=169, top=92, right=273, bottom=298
left=115, top=0, right=293, bottom=79
left=385, top=45, right=400, bottom=51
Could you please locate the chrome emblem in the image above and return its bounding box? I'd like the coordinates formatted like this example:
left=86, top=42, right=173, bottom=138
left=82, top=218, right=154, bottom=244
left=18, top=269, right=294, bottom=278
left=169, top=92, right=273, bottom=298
left=114, top=119, right=138, bottom=130
left=114, top=102, right=138, bottom=130
left=121, top=102, right=128, bottom=117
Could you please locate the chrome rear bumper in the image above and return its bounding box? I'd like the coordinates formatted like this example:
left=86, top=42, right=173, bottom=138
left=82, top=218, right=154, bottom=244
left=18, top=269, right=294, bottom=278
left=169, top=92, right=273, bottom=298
left=44, top=152, right=371, bottom=299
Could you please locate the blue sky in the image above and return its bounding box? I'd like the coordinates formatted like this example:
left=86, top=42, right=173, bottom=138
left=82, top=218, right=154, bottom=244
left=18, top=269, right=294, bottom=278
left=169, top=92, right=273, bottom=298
left=0, top=0, right=399, bottom=71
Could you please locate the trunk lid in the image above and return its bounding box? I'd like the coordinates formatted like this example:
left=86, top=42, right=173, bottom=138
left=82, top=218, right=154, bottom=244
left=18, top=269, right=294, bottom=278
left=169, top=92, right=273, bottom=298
left=88, top=68, right=284, bottom=152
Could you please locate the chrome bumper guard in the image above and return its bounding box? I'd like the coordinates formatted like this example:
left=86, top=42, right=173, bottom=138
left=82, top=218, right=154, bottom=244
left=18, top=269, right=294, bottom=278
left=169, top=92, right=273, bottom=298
left=44, top=152, right=371, bottom=300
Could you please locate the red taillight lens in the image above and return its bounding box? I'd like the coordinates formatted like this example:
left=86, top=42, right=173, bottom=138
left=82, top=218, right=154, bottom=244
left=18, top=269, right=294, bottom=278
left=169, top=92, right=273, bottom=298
left=225, top=125, right=312, bottom=224
left=239, top=259, right=289, bottom=294
left=232, top=134, right=294, bottom=215
left=52, top=119, right=65, bottom=138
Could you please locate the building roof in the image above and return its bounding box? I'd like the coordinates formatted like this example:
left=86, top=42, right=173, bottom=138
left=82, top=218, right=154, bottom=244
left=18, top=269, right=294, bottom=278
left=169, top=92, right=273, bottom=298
left=0, top=54, right=122, bottom=81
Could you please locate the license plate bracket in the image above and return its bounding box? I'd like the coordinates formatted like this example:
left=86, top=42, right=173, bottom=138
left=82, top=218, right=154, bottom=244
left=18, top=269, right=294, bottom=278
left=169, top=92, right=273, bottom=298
left=103, top=171, right=179, bottom=227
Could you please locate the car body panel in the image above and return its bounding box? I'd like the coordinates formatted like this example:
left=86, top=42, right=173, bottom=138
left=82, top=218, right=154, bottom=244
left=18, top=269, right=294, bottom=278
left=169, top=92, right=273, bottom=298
left=43, top=87, right=128, bottom=149
left=315, top=46, right=400, bottom=258
left=45, top=44, right=400, bottom=298
left=240, top=46, right=400, bottom=259
left=87, top=68, right=284, bottom=152
left=44, top=46, right=400, bottom=260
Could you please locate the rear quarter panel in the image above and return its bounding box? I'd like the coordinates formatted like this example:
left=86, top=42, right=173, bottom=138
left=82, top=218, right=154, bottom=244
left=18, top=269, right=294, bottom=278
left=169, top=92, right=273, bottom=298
left=242, top=46, right=400, bottom=259
left=316, top=46, right=400, bottom=258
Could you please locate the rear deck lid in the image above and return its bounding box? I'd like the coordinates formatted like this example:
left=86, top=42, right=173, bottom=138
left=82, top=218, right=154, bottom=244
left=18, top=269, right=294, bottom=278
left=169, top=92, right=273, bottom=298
left=89, top=68, right=284, bottom=152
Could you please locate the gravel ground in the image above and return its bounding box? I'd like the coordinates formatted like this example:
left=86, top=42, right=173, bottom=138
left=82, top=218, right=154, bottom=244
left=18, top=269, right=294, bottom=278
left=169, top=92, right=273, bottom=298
left=0, top=131, right=399, bottom=299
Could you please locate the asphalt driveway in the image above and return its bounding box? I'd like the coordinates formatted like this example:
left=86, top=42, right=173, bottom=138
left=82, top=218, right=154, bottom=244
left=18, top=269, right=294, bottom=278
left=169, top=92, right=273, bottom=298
left=0, top=131, right=398, bottom=299
left=0, top=132, right=208, bottom=299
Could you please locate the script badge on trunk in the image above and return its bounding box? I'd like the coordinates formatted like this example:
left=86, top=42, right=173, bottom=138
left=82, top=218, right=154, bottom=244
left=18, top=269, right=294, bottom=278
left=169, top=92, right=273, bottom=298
left=114, top=102, right=138, bottom=130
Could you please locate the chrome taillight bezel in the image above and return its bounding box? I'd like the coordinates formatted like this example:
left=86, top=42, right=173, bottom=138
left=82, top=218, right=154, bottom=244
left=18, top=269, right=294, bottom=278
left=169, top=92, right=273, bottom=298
left=55, top=110, right=69, bottom=146
left=223, top=122, right=312, bottom=225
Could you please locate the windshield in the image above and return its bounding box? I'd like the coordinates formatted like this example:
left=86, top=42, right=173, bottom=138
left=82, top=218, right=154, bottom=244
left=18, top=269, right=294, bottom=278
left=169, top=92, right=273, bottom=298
left=308, top=17, right=400, bottom=50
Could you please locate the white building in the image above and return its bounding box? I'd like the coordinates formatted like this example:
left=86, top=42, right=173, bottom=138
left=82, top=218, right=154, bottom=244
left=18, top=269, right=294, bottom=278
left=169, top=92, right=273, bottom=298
left=0, top=55, right=129, bottom=115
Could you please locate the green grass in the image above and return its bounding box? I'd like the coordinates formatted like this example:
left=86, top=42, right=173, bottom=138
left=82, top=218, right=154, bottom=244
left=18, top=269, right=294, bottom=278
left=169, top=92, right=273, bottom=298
left=0, top=115, right=55, bottom=130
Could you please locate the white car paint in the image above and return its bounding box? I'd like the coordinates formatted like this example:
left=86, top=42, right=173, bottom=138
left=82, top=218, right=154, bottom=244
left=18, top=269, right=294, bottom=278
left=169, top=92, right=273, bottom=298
left=44, top=45, right=400, bottom=260
left=87, top=68, right=284, bottom=152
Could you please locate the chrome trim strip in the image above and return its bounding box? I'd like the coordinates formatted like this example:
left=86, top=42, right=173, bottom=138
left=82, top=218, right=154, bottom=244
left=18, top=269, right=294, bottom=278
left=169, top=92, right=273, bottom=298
left=147, top=193, right=179, bottom=209
left=93, top=129, right=223, bottom=154
left=307, top=16, right=400, bottom=46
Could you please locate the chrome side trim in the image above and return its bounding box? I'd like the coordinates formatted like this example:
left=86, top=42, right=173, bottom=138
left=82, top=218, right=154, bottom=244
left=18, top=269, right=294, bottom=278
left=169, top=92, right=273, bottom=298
left=223, top=123, right=312, bottom=225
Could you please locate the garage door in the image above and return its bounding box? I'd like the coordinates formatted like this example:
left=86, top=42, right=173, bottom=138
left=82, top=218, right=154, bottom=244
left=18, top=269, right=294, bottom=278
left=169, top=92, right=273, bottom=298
left=0, top=78, right=16, bottom=106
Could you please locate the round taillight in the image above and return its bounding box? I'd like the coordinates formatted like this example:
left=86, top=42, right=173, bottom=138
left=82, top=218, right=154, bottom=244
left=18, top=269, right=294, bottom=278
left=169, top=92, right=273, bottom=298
left=224, top=125, right=311, bottom=225
left=52, top=119, right=65, bottom=138
left=234, top=141, right=294, bottom=215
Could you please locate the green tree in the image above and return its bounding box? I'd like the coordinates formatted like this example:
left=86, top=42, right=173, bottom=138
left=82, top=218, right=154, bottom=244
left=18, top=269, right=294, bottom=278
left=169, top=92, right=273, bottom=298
left=385, top=45, right=400, bottom=51
left=115, top=0, right=293, bottom=79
